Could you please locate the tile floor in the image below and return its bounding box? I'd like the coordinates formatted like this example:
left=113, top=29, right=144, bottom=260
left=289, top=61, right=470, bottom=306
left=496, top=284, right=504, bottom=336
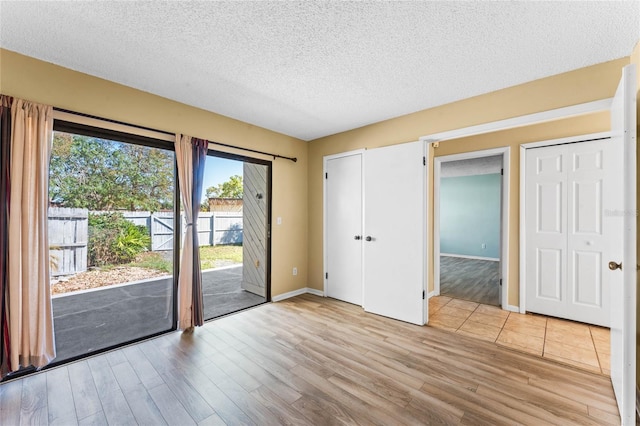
left=428, top=295, right=611, bottom=375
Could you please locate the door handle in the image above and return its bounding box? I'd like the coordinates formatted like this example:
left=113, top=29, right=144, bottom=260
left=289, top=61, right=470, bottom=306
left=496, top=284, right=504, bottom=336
left=354, top=235, right=361, bottom=240
left=608, top=261, right=622, bottom=271
left=365, top=236, right=372, bottom=242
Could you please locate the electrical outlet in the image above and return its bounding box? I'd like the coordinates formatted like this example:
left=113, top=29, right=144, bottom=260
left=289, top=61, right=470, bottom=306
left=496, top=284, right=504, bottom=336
left=292, top=267, right=298, bottom=276
left=277, top=217, right=282, bottom=225
left=481, top=243, right=486, bottom=249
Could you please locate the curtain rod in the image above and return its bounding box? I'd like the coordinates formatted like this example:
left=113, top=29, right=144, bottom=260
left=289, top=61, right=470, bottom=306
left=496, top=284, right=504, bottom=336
left=208, top=141, right=297, bottom=163
left=53, top=107, right=297, bottom=163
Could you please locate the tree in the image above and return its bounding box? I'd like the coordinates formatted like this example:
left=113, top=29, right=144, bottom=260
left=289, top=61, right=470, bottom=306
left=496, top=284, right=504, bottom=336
left=205, top=175, right=243, bottom=199
left=49, top=132, right=174, bottom=211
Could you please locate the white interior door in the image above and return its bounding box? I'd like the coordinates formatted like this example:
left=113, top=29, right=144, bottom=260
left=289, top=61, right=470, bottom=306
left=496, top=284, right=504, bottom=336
left=363, top=141, right=426, bottom=325
left=525, top=138, right=620, bottom=327
left=609, top=64, right=636, bottom=426
left=325, top=153, right=363, bottom=305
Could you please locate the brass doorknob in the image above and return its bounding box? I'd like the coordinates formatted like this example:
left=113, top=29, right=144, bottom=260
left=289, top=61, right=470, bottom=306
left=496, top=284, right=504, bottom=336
left=608, top=261, right=622, bottom=271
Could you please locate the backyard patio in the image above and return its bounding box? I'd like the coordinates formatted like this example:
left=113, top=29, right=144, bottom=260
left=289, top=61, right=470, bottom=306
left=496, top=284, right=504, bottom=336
left=51, top=265, right=266, bottom=362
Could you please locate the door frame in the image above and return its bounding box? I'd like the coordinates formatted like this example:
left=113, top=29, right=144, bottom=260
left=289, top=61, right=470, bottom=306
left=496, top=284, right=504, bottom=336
left=433, top=147, right=510, bottom=309
left=323, top=149, right=366, bottom=299
left=518, top=131, right=611, bottom=314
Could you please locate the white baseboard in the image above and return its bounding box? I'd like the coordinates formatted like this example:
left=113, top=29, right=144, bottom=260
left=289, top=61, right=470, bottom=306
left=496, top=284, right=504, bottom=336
left=307, top=288, right=324, bottom=297
left=427, top=290, right=436, bottom=298
left=272, top=287, right=324, bottom=302
left=441, top=253, right=500, bottom=262
left=503, top=304, right=520, bottom=313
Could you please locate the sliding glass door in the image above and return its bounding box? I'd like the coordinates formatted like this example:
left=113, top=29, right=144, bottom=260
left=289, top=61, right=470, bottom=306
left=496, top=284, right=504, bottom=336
left=48, top=123, right=177, bottom=362
left=200, top=151, right=271, bottom=320
left=47, top=126, right=272, bottom=362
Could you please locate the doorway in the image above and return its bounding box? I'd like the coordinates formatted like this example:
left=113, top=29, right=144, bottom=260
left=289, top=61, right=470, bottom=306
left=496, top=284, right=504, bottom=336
left=434, top=148, right=510, bottom=308
left=201, top=151, right=271, bottom=320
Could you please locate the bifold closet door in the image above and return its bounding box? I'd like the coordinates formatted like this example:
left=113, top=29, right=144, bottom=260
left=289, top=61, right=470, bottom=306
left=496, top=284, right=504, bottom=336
left=325, top=153, right=363, bottom=305
left=524, top=138, right=621, bottom=327
left=363, top=141, right=426, bottom=325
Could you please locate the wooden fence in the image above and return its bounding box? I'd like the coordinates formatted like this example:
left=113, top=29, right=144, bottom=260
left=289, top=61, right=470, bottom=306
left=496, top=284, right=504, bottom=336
left=49, top=207, right=88, bottom=277
left=48, top=208, right=242, bottom=277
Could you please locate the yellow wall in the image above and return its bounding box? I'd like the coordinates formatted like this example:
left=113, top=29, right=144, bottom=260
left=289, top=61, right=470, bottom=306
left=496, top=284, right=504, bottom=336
left=308, top=57, right=629, bottom=308
left=0, top=48, right=309, bottom=298
left=0, top=47, right=636, bottom=315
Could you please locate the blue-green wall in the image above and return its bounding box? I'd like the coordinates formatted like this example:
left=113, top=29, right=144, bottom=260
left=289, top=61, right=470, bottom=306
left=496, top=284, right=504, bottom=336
left=440, top=174, right=501, bottom=259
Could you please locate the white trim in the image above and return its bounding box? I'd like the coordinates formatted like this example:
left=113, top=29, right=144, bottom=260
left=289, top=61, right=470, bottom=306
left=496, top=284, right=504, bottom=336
left=433, top=147, right=509, bottom=162
left=441, top=253, right=500, bottom=262
left=360, top=150, right=367, bottom=309
left=433, top=154, right=442, bottom=297
left=307, top=288, right=324, bottom=297
left=519, top=131, right=612, bottom=315
left=519, top=145, right=527, bottom=314
left=433, top=147, right=510, bottom=310
left=322, top=149, right=366, bottom=302
left=272, top=288, right=306, bottom=302
left=427, top=290, right=436, bottom=299
left=419, top=99, right=612, bottom=143
left=423, top=141, right=430, bottom=323
left=272, top=287, right=324, bottom=302
left=504, top=304, right=521, bottom=313
left=323, top=149, right=366, bottom=162
left=53, top=110, right=175, bottom=142
left=520, top=131, right=611, bottom=149
left=501, top=148, right=511, bottom=311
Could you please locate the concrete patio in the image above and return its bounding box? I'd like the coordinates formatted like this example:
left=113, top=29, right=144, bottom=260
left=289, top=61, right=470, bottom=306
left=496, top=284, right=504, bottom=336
left=51, top=265, right=266, bottom=362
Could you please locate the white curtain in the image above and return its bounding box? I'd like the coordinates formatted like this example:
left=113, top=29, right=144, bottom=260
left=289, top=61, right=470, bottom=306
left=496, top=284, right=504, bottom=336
left=8, top=98, right=56, bottom=369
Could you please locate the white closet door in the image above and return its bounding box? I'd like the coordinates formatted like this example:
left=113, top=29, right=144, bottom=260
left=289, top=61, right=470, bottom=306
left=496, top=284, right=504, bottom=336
left=525, top=139, right=620, bottom=327
left=567, top=140, right=619, bottom=327
left=325, top=153, right=363, bottom=305
left=609, top=64, right=636, bottom=426
left=363, top=141, right=426, bottom=325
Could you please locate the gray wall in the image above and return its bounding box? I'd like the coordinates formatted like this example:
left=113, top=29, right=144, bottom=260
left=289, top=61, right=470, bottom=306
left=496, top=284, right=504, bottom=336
left=440, top=173, right=501, bottom=259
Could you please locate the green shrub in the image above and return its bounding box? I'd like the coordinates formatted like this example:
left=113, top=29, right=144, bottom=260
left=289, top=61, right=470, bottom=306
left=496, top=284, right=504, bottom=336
left=88, top=212, right=150, bottom=266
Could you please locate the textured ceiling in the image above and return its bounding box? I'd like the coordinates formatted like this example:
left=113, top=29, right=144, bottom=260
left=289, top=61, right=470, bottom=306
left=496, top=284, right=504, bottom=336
left=1, top=1, right=639, bottom=141
left=441, top=155, right=502, bottom=178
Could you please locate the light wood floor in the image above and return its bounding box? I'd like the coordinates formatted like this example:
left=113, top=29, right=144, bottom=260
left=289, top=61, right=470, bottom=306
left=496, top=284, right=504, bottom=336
left=0, top=294, right=620, bottom=425
left=440, top=256, right=500, bottom=306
